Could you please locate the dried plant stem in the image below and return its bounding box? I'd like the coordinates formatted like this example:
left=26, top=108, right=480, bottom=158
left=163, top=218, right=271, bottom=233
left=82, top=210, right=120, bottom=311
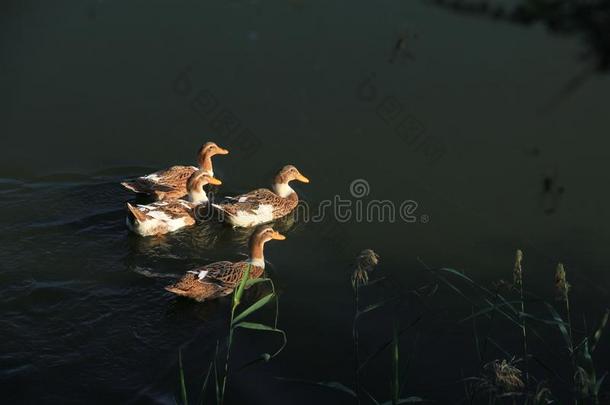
left=556, top=263, right=577, bottom=404
left=391, top=319, right=399, bottom=405
left=353, top=283, right=362, bottom=405
left=514, top=250, right=529, bottom=387
left=564, top=293, right=577, bottom=404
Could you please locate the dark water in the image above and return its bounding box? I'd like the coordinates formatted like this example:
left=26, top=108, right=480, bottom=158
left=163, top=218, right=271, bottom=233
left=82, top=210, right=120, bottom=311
left=2, top=1, right=610, bottom=404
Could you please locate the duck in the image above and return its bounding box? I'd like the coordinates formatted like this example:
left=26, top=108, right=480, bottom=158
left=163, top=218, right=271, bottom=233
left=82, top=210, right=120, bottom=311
left=126, top=170, right=222, bottom=236
left=121, top=142, right=229, bottom=200
left=212, top=165, right=309, bottom=228
left=164, top=226, right=285, bottom=301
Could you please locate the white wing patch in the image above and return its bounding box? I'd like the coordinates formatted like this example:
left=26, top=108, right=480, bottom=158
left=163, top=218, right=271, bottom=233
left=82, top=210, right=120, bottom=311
left=187, top=269, right=209, bottom=280
left=128, top=201, right=192, bottom=236
left=231, top=204, right=274, bottom=227
left=143, top=173, right=161, bottom=183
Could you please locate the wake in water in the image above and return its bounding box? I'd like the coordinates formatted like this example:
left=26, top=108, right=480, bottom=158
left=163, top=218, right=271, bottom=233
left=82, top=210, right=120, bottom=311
left=133, top=267, right=181, bottom=279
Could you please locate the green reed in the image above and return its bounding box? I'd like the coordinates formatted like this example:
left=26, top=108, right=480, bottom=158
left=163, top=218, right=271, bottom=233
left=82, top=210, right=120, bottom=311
left=281, top=250, right=424, bottom=404
left=178, top=249, right=608, bottom=404
left=427, top=257, right=609, bottom=405
left=177, top=264, right=286, bottom=405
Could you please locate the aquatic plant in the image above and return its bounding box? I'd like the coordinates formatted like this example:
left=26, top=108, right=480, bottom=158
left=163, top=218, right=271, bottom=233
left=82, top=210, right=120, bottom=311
left=487, top=358, right=525, bottom=392
left=176, top=264, right=286, bottom=405
left=351, top=248, right=380, bottom=289
left=466, top=357, right=525, bottom=403
left=549, top=263, right=609, bottom=405
left=352, top=248, right=380, bottom=403
left=426, top=256, right=609, bottom=404
left=513, top=249, right=529, bottom=386
left=280, top=249, right=425, bottom=404
left=176, top=249, right=608, bottom=404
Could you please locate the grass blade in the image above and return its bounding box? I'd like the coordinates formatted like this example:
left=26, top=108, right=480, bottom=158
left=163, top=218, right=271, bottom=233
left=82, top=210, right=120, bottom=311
left=276, top=377, right=357, bottom=397
left=198, top=361, right=214, bottom=405
left=392, top=321, right=399, bottom=405
left=178, top=349, right=188, bottom=405
left=460, top=301, right=523, bottom=323
left=245, top=277, right=273, bottom=289
left=545, top=303, right=572, bottom=350
left=381, top=398, right=426, bottom=404
left=356, top=297, right=400, bottom=319
left=358, top=316, right=422, bottom=372
left=232, top=264, right=251, bottom=308
left=596, top=372, right=608, bottom=395
left=363, top=388, right=381, bottom=405
left=232, top=293, right=276, bottom=325
left=233, top=322, right=287, bottom=358
left=591, top=308, right=609, bottom=352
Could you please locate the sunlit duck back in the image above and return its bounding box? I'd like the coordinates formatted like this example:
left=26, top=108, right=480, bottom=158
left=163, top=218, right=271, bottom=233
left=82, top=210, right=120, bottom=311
left=126, top=170, right=222, bottom=237
left=212, top=165, right=309, bottom=228
left=121, top=141, right=228, bottom=200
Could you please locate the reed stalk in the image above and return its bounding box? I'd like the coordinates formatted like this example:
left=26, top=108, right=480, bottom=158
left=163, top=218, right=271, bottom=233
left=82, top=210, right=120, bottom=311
left=351, top=249, right=379, bottom=404
left=353, top=280, right=362, bottom=405
left=513, top=249, right=529, bottom=387
left=555, top=263, right=576, bottom=404
left=219, top=264, right=251, bottom=405
left=391, top=319, right=400, bottom=405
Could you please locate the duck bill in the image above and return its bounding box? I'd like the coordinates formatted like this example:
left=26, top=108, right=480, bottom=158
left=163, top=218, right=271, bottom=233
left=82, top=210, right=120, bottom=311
left=208, top=177, right=222, bottom=186
left=271, top=231, right=286, bottom=240
left=296, top=174, right=310, bottom=183
left=217, top=147, right=229, bottom=155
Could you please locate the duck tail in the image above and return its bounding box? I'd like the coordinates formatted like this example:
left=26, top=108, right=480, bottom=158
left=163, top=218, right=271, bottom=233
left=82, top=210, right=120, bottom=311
left=212, top=203, right=234, bottom=216
left=164, top=286, right=189, bottom=296
left=126, top=203, right=147, bottom=223
left=121, top=180, right=140, bottom=192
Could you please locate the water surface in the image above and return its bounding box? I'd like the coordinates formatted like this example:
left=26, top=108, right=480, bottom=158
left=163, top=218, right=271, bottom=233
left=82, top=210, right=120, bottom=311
left=2, top=0, right=610, bottom=403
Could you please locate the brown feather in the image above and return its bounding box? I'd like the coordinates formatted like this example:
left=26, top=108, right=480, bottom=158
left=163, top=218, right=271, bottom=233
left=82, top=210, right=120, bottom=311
left=165, top=261, right=264, bottom=301
left=164, top=273, right=229, bottom=302
left=126, top=202, right=148, bottom=222
left=121, top=165, right=198, bottom=200
left=216, top=189, right=298, bottom=220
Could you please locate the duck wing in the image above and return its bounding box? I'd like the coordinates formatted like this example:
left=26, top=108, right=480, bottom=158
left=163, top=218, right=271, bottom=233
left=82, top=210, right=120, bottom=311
left=133, top=200, right=194, bottom=221
left=164, top=272, right=227, bottom=302
left=121, top=165, right=198, bottom=199
left=215, top=189, right=287, bottom=216
left=194, top=261, right=264, bottom=287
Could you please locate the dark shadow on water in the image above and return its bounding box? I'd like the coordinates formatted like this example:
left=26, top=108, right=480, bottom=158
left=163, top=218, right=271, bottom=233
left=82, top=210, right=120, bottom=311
left=430, top=0, right=610, bottom=97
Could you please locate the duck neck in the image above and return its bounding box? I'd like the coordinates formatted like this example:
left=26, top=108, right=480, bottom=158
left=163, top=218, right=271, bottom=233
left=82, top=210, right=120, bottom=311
left=273, top=182, right=295, bottom=198
left=188, top=186, right=208, bottom=204
left=198, top=153, right=214, bottom=176
left=248, top=239, right=266, bottom=268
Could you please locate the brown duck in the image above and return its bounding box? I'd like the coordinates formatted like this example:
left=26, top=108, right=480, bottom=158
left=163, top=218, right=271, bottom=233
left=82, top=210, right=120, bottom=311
left=165, top=226, right=285, bottom=301
left=126, top=170, right=222, bottom=236
left=212, top=165, right=309, bottom=228
left=121, top=142, right=228, bottom=200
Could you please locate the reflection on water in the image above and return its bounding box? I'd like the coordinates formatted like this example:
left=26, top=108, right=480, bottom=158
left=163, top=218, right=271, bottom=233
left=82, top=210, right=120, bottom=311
left=431, top=0, right=610, bottom=97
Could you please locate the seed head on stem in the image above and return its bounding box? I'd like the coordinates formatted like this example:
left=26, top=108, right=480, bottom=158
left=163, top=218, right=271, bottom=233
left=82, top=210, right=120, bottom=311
left=351, top=249, right=380, bottom=289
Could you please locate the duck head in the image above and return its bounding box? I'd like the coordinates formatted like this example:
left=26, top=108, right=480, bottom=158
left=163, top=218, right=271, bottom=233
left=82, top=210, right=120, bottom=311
left=248, top=226, right=286, bottom=268
left=197, top=142, right=229, bottom=174
left=187, top=170, right=222, bottom=204
left=272, top=165, right=310, bottom=198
